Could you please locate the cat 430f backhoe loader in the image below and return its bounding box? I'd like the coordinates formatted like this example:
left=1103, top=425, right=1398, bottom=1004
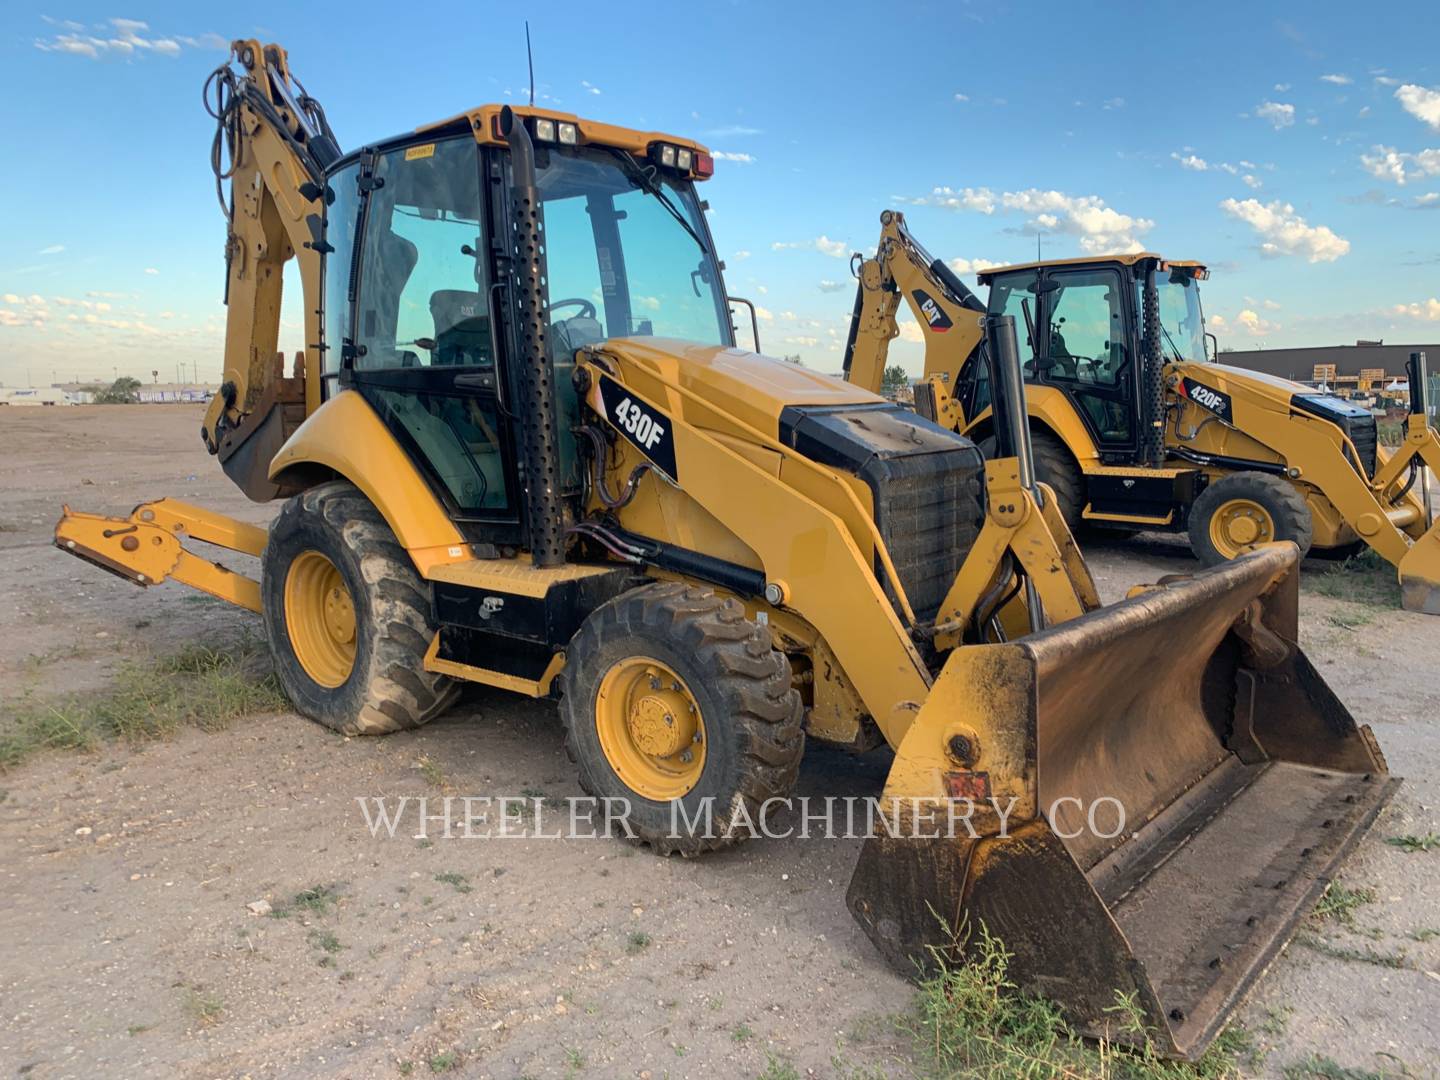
left=56, top=43, right=1395, bottom=1059
left=846, top=210, right=1440, bottom=614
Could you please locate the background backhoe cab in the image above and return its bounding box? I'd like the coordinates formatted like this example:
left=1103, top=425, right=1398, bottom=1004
left=846, top=210, right=1440, bottom=613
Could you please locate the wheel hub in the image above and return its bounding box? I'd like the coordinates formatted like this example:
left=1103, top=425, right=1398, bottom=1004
left=284, top=550, right=358, bottom=688
left=1211, top=498, right=1275, bottom=558
left=596, top=659, right=706, bottom=800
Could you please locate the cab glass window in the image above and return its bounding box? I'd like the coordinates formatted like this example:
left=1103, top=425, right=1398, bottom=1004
left=355, top=140, right=492, bottom=371
left=1044, top=270, right=1127, bottom=386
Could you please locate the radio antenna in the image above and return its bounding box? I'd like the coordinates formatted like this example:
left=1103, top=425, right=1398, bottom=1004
left=525, top=21, right=535, bottom=106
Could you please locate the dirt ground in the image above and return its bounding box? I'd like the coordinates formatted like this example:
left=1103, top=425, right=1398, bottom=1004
left=1, top=405, right=1436, bottom=1080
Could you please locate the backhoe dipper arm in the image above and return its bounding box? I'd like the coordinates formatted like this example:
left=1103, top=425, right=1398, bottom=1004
left=843, top=210, right=987, bottom=400
left=200, top=40, right=342, bottom=500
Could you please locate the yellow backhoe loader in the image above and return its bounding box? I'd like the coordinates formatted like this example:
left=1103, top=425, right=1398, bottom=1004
left=846, top=210, right=1440, bottom=614
left=55, top=43, right=1396, bottom=1059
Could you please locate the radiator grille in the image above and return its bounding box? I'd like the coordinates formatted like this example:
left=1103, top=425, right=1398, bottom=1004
left=779, top=403, right=987, bottom=625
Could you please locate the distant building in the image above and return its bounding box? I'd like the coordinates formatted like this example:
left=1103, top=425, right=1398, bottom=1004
left=1220, top=341, right=1436, bottom=384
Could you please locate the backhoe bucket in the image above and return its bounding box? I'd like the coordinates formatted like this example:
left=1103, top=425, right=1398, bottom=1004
left=1399, top=517, right=1440, bottom=615
left=848, top=543, right=1396, bottom=1060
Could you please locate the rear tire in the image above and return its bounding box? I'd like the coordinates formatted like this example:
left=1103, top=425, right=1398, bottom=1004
left=262, top=481, right=458, bottom=735
left=559, top=581, right=804, bottom=856
left=1187, top=472, right=1313, bottom=565
left=979, top=430, right=1085, bottom=529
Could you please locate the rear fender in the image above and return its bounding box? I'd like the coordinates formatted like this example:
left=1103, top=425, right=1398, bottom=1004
left=268, top=390, right=469, bottom=575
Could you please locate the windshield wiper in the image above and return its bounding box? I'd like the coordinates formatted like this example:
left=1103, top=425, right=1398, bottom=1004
left=1158, top=323, right=1187, bottom=363
left=603, top=148, right=707, bottom=253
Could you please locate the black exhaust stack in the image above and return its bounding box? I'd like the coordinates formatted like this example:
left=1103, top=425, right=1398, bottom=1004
left=1140, top=265, right=1167, bottom=468
left=500, top=106, right=566, bottom=567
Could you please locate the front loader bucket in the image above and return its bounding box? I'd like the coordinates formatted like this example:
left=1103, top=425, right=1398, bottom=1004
left=848, top=543, right=1396, bottom=1060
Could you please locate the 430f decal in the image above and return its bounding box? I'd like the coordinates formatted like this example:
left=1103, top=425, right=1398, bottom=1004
left=593, top=374, right=679, bottom=480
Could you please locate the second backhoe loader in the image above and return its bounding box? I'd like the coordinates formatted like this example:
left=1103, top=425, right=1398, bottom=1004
left=55, top=42, right=1395, bottom=1060
left=846, top=210, right=1440, bottom=614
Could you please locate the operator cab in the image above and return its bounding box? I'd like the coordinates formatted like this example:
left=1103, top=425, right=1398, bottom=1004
left=318, top=109, right=732, bottom=547
left=955, top=255, right=1209, bottom=466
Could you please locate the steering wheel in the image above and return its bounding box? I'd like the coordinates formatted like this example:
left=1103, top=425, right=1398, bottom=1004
left=549, top=298, right=597, bottom=320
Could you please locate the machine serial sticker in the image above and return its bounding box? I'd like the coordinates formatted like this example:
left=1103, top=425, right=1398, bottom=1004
left=594, top=374, right=679, bottom=481
left=1181, top=378, right=1233, bottom=423
left=912, top=288, right=953, bottom=333
left=404, top=143, right=436, bottom=161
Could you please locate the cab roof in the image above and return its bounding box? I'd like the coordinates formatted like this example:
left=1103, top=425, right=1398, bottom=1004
left=977, top=253, right=1208, bottom=282
left=420, top=104, right=711, bottom=164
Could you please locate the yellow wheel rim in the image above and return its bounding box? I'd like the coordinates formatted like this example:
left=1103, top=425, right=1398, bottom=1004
left=284, top=550, right=357, bottom=688
left=595, top=657, right=706, bottom=801
left=1209, top=498, right=1275, bottom=559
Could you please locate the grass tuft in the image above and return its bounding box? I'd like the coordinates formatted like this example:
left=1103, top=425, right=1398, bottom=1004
left=1306, top=550, right=1400, bottom=608
left=0, top=639, right=284, bottom=770
left=1385, top=833, right=1440, bottom=853
left=1312, top=882, right=1376, bottom=926
left=911, top=922, right=1250, bottom=1079
left=625, top=930, right=651, bottom=954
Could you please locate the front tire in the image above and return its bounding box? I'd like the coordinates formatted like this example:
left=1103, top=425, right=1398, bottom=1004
left=559, top=582, right=804, bottom=856
left=1187, top=472, right=1313, bottom=565
left=262, top=481, right=458, bottom=735
left=979, top=430, right=1085, bottom=529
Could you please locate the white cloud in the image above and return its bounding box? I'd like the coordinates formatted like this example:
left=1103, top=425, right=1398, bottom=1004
left=901, top=186, right=996, bottom=214
left=1391, top=298, right=1440, bottom=321
left=703, top=125, right=761, bottom=138
left=903, top=186, right=1153, bottom=253
left=1415, top=192, right=1440, bottom=208
left=144, top=267, right=160, bottom=275
left=1255, top=101, right=1296, bottom=129
left=580, top=80, right=601, bottom=95
left=1396, top=84, right=1440, bottom=131
left=946, top=257, right=1002, bottom=274
left=1359, top=145, right=1440, bottom=185
left=1172, top=152, right=1208, bottom=171
left=1262, top=299, right=1282, bottom=311
left=953, top=93, right=970, bottom=103
left=772, top=236, right=850, bottom=258
left=711, top=151, right=754, bottom=164
left=1273, top=83, right=1291, bottom=92
left=754, top=306, right=774, bottom=321
left=817, top=280, right=848, bottom=293
left=33, top=18, right=215, bottom=60
left=730, top=250, right=750, bottom=261
left=1242, top=174, right=1263, bottom=189
left=1102, top=97, right=1125, bottom=110
left=1374, top=75, right=1400, bottom=87
left=1320, top=73, right=1353, bottom=85
left=896, top=315, right=924, bottom=343
left=1219, top=198, right=1350, bottom=262
left=1235, top=309, right=1280, bottom=336
left=38, top=244, right=65, bottom=255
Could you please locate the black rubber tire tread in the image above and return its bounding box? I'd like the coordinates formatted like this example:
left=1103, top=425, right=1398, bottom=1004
left=1187, top=471, right=1314, bottom=566
left=559, top=581, right=804, bottom=856
left=980, top=431, right=1085, bottom=529
left=261, top=480, right=459, bottom=735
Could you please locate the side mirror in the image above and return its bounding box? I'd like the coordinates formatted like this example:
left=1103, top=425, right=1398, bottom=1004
left=1205, top=332, right=1219, bottom=363
left=728, top=296, right=761, bottom=353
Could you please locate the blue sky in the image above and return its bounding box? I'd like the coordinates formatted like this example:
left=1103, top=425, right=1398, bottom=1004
left=2, top=1, right=1438, bottom=386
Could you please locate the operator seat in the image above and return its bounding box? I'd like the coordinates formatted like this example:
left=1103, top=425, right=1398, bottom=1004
left=429, top=290, right=494, bottom=367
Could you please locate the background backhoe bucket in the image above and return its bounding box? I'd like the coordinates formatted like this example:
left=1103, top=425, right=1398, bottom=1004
left=1399, top=519, right=1440, bottom=615
left=848, top=543, right=1397, bottom=1060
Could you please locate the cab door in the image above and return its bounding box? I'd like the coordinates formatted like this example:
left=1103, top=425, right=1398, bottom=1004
left=1036, top=266, right=1140, bottom=460
left=342, top=137, right=522, bottom=543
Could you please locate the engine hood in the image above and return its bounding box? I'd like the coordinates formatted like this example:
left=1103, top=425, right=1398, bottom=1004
left=596, top=337, right=881, bottom=434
